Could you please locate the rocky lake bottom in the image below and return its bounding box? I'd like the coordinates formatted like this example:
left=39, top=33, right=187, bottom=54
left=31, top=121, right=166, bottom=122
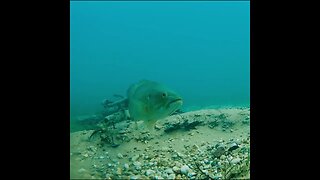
left=70, top=107, right=250, bottom=179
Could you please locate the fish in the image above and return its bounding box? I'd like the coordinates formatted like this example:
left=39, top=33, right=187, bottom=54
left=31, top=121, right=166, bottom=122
left=127, top=80, right=183, bottom=128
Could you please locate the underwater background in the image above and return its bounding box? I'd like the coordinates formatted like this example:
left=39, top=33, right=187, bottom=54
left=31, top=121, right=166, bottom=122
left=70, top=2, right=250, bottom=179
left=70, top=1, right=250, bottom=127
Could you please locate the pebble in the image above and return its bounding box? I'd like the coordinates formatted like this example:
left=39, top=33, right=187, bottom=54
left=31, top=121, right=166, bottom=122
left=180, top=165, right=190, bottom=175
left=78, top=168, right=86, bottom=173
left=167, top=173, right=175, bottom=179
left=188, top=172, right=197, bottom=177
left=105, top=174, right=112, bottom=179
left=130, top=175, right=140, bottom=180
left=172, top=166, right=180, bottom=173
left=202, top=169, right=209, bottom=175
left=116, top=167, right=122, bottom=175
left=203, top=159, right=209, bottom=164
left=220, top=155, right=226, bottom=160
left=117, top=153, right=123, bottom=159
left=144, top=155, right=149, bottom=160
left=188, top=132, right=194, bottom=136
left=231, top=157, right=241, bottom=164
left=164, top=168, right=174, bottom=174
left=154, top=175, right=164, bottom=179
left=123, top=163, right=129, bottom=170
left=213, top=145, right=226, bottom=158
left=162, top=147, right=170, bottom=152
left=228, top=142, right=239, bottom=151
left=155, top=124, right=162, bottom=130
left=212, top=174, right=223, bottom=179
left=131, top=155, right=139, bottom=161
left=203, top=165, right=211, bottom=170
left=177, top=152, right=185, bottom=158
left=145, top=169, right=155, bottom=176
left=83, top=153, right=88, bottom=158
left=133, top=161, right=142, bottom=170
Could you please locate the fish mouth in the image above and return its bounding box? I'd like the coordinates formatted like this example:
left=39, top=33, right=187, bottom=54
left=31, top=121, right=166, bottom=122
left=167, top=98, right=183, bottom=110
left=166, top=98, right=183, bottom=115
left=169, top=98, right=183, bottom=105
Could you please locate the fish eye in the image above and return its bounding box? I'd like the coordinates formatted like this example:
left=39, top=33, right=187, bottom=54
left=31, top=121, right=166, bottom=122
left=162, top=93, right=167, bottom=97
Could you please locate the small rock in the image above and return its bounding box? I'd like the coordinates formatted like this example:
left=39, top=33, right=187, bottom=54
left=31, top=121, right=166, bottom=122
left=164, top=168, right=174, bottom=174
left=123, top=163, right=129, bottom=170
left=144, top=155, right=150, bottom=160
left=130, top=175, right=141, bottom=180
left=191, top=144, right=199, bottom=153
left=117, top=153, right=123, bottom=159
left=203, top=159, right=209, bottom=164
left=83, top=153, right=89, bottom=158
left=231, top=157, right=241, bottom=164
left=131, top=155, right=140, bottom=161
left=155, top=124, right=162, bottom=130
left=162, top=147, right=170, bottom=152
left=213, top=144, right=226, bottom=158
left=154, top=175, right=164, bottom=179
left=202, top=169, right=209, bottom=175
left=133, top=161, right=142, bottom=170
left=116, top=167, right=122, bottom=175
left=168, top=173, right=175, bottom=179
left=214, top=161, right=222, bottom=168
left=180, top=165, right=190, bottom=175
left=105, top=174, right=112, bottom=179
left=177, top=152, right=185, bottom=158
left=78, top=168, right=86, bottom=173
left=228, top=142, right=239, bottom=151
left=172, top=166, right=180, bottom=173
left=202, top=165, right=211, bottom=170
left=220, top=155, right=226, bottom=160
left=212, top=173, right=223, bottom=179
left=145, top=169, right=155, bottom=176
left=188, top=172, right=197, bottom=177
